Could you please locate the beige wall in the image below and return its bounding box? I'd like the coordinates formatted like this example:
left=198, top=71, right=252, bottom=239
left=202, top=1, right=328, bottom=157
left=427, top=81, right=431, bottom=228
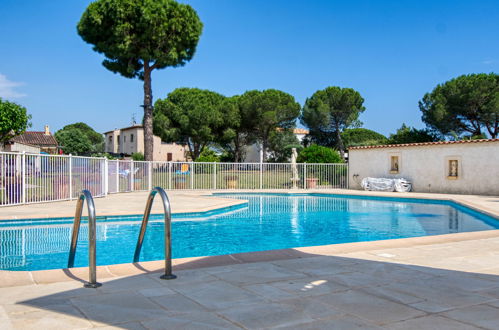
left=154, top=138, right=186, bottom=161
left=104, top=130, right=119, bottom=154
left=3, top=143, right=40, bottom=154
left=348, top=142, right=499, bottom=195
left=104, top=126, right=187, bottom=161
left=119, top=127, right=141, bottom=155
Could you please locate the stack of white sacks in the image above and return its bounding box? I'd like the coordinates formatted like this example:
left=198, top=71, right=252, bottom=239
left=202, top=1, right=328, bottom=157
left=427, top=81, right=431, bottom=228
left=361, top=177, right=412, bottom=192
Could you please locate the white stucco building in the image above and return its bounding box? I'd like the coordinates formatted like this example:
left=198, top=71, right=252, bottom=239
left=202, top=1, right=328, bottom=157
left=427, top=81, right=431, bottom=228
left=104, top=125, right=187, bottom=161
left=348, top=139, right=499, bottom=195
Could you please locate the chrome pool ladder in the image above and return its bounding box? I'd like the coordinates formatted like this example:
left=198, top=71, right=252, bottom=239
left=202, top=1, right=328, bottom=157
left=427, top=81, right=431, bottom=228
left=134, top=187, right=177, bottom=280
left=68, top=190, right=102, bottom=288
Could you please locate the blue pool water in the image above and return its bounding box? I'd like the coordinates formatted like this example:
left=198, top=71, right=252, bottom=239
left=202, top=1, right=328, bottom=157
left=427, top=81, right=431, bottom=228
left=1, top=193, right=498, bottom=271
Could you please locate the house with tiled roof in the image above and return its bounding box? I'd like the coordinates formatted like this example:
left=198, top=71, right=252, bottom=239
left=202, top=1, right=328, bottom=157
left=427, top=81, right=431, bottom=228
left=104, top=124, right=187, bottom=161
left=3, top=126, right=59, bottom=154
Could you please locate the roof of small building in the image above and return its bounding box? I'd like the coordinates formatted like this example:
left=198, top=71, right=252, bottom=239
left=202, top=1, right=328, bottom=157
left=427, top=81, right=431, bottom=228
left=104, top=125, right=143, bottom=134
left=348, top=138, right=499, bottom=150
left=11, top=131, right=58, bottom=147
left=120, top=125, right=143, bottom=132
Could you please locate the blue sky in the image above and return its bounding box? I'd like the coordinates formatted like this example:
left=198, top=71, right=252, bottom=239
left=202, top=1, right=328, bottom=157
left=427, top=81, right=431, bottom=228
left=1, top=0, right=498, bottom=136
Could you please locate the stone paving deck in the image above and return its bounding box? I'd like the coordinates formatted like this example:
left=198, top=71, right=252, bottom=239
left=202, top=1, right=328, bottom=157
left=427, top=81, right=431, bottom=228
left=1, top=232, right=499, bottom=329
left=0, top=191, right=248, bottom=220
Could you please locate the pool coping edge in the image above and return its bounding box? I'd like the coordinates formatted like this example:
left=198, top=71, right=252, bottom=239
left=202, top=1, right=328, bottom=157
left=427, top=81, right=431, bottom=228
left=2, top=228, right=499, bottom=288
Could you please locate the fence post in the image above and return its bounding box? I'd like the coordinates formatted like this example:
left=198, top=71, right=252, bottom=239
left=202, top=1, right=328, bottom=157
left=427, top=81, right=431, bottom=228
left=148, top=161, right=152, bottom=191
left=116, top=160, right=119, bottom=193
left=304, top=163, right=307, bottom=189
left=69, top=154, right=73, bottom=200
left=168, top=162, right=172, bottom=190
left=259, top=163, right=263, bottom=189
left=346, top=162, right=349, bottom=189
left=190, top=162, right=194, bottom=189
left=104, top=158, right=108, bottom=196
left=21, top=151, right=26, bottom=204
left=213, top=162, right=216, bottom=190
left=130, top=160, right=134, bottom=192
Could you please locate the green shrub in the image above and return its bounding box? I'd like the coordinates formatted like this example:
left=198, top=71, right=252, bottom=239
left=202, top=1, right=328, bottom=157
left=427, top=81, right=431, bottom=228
left=195, top=149, right=220, bottom=163
left=297, top=145, right=343, bottom=163
left=131, top=152, right=145, bottom=161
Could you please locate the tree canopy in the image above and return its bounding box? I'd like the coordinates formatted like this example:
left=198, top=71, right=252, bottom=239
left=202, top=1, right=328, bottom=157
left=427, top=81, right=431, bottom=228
left=55, top=128, right=93, bottom=155
left=219, top=95, right=258, bottom=162
left=77, top=0, right=203, bottom=160
left=341, top=128, right=387, bottom=147
left=301, top=86, right=365, bottom=157
left=267, top=129, right=301, bottom=163
left=296, top=144, right=343, bottom=163
left=0, top=98, right=31, bottom=142
left=153, top=88, right=237, bottom=160
left=55, top=122, right=104, bottom=154
left=419, top=73, right=499, bottom=139
left=237, top=89, right=301, bottom=161
left=61, top=122, right=104, bottom=150
left=387, top=124, right=438, bottom=145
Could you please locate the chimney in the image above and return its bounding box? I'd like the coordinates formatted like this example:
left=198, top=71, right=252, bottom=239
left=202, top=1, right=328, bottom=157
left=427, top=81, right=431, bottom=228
left=44, top=125, right=50, bottom=135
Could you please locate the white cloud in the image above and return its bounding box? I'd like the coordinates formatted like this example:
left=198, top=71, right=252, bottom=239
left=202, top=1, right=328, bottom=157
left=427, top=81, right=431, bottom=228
left=0, top=74, right=26, bottom=99
left=482, top=59, right=495, bottom=65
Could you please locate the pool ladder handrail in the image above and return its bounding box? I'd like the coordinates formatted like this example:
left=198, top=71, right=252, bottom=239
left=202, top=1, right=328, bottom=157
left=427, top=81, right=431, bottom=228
left=68, top=190, right=102, bottom=288
left=134, top=187, right=177, bottom=280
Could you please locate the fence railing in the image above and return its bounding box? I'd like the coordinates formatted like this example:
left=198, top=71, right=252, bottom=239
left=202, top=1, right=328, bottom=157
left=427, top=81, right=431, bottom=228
left=0, top=151, right=348, bottom=206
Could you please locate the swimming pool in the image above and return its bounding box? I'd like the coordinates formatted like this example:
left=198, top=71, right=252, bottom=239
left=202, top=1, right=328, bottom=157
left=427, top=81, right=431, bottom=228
left=1, top=193, right=498, bottom=271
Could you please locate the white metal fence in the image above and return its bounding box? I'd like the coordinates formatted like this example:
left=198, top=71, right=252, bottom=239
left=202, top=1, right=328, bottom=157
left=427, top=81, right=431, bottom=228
left=0, top=151, right=348, bottom=206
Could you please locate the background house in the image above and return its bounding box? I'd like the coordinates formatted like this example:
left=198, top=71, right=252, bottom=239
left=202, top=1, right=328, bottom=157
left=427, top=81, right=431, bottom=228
left=104, top=125, right=187, bottom=161
left=243, top=128, right=309, bottom=163
left=2, top=125, right=58, bottom=154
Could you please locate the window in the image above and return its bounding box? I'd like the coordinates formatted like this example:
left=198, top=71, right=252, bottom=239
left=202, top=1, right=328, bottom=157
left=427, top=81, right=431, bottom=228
left=131, top=134, right=134, bottom=142
left=448, top=159, right=459, bottom=179
left=124, top=136, right=126, bottom=143
left=108, top=136, right=112, bottom=142
left=390, top=155, right=399, bottom=174
left=167, top=153, right=173, bottom=161
left=117, top=135, right=120, bottom=145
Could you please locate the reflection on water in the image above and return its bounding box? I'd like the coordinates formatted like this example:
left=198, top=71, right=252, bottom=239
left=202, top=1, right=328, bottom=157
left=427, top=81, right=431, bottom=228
left=1, top=194, right=497, bottom=271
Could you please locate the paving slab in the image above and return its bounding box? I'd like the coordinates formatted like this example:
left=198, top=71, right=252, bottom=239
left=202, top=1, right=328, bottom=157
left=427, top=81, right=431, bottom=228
left=170, top=280, right=266, bottom=311
left=69, top=291, right=168, bottom=325
left=276, top=314, right=383, bottom=330
left=315, top=289, right=426, bottom=325
left=383, top=315, right=480, bottom=330
left=442, top=304, right=499, bottom=329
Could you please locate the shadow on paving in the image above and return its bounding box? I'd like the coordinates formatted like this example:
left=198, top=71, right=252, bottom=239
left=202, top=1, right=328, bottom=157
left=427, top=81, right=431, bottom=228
left=14, top=250, right=499, bottom=329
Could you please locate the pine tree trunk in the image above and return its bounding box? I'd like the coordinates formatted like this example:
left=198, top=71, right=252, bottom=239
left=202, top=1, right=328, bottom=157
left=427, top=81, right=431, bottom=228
left=143, top=63, right=154, bottom=161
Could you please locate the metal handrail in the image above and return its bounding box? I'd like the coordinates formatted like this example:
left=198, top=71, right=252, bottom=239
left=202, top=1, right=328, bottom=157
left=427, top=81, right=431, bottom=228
left=68, top=190, right=102, bottom=288
left=134, top=187, right=177, bottom=280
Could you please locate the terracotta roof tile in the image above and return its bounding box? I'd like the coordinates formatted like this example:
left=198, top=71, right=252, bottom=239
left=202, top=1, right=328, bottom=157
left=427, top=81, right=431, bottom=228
left=275, top=128, right=309, bottom=134
left=293, top=128, right=309, bottom=134
left=348, top=138, right=499, bottom=150
left=11, top=132, right=58, bottom=147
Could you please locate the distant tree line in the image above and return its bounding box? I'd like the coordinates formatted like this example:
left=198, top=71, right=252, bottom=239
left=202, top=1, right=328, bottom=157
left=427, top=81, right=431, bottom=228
left=152, top=72, right=498, bottom=162
left=71, top=0, right=498, bottom=163
left=2, top=74, right=497, bottom=161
